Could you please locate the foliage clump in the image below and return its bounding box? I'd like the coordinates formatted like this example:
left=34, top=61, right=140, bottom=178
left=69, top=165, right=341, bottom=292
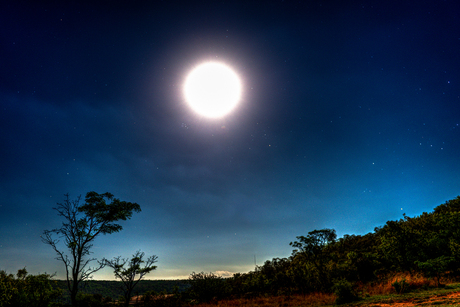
left=187, top=272, right=229, bottom=302
left=332, top=278, right=359, bottom=304
left=0, top=268, right=62, bottom=307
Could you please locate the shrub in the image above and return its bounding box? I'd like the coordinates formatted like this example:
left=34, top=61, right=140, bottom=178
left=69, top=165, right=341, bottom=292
left=0, top=271, right=14, bottom=307
left=0, top=268, right=62, bottom=307
left=392, top=279, right=410, bottom=294
left=332, top=278, right=359, bottom=304
left=187, top=272, right=229, bottom=302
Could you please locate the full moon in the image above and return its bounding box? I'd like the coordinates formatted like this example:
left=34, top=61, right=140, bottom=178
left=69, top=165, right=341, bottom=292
left=184, top=62, right=242, bottom=118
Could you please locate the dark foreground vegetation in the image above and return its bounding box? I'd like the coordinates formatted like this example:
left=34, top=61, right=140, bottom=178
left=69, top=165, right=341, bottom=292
left=3, top=195, right=460, bottom=307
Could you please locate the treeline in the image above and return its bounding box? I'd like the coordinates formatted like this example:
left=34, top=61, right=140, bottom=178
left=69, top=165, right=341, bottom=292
left=185, top=196, right=460, bottom=303
left=2, top=196, right=460, bottom=306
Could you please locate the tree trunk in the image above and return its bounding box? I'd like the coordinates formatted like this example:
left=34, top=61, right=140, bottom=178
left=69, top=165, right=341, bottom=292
left=124, top=282, right=134, bottom=307
left=71, top=277, right=79, bottom=306
left=71, top=289, right=77, bottom=307
left=124, top=290, right=132, bottom=307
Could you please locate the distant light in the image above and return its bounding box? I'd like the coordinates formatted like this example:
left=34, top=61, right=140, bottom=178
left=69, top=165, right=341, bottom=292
left=184, top=62, right=242, bottom=118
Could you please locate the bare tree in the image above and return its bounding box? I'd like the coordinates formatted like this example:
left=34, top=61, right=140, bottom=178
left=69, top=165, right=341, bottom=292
left=42, top=192, right=141, bottom=306
left=104, top=250, right=158, bottom=307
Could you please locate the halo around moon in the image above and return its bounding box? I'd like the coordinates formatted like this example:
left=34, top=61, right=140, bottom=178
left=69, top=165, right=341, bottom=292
left=184, top=62, right=242, bottom=118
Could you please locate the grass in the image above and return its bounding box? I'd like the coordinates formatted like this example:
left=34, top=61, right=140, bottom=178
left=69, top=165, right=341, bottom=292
left=186, top=273, right=460, bottom=307
left=342, top=273, right=460, bottom=306
left=349, top=283, right=460, bottom=306
left=357, top=272, right=434, bottom=296
left=192, top=292, right=336, bottom=307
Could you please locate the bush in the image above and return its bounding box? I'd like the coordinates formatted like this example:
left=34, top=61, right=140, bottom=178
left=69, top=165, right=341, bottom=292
left=0, top=268, right=62, bottom=307
left=392, top=279, right=410, bottom=294
left=332, top=278, right=358, bottom=304
left=187, top=272, right=229, bottom=302
left=0, top=271, right=14, bottom=307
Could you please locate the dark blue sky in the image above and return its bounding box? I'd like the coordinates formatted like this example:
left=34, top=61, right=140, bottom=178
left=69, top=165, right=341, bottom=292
left=1, top=0, right=459, bottom=279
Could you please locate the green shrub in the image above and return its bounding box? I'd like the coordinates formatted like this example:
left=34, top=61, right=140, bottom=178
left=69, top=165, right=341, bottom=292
left=0, top=268, right=62, bottom=307
left=332, top=278, right=358, bottom=304
left=187, top=272, right=229, bottom=302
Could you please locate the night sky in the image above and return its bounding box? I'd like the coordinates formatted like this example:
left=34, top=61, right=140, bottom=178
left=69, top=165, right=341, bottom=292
left=1, top=1, right=460, bottom=280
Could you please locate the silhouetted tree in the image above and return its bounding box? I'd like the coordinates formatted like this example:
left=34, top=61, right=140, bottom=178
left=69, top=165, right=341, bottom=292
left=290, top=229, right=337, bottom=291
left=433, top=196, right=460, bottom=214
left=104, top=250, right=157, bottom=307
left=254, top=258, right=292, bottom=294
left=42, top=192, right=141, bottom=307
left=379, top=216, right=420, bottom=272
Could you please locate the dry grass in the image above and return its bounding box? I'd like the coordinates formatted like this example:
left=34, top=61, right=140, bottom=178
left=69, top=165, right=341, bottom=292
left=356, top=272, right=431, bottom=296
left=183, top=282, right=460, bottom=307
left=355, top=272, right=460, bottom=297
left=131, top=274, right=460, bottom=307
left=191, top=293, right=336, bottom=307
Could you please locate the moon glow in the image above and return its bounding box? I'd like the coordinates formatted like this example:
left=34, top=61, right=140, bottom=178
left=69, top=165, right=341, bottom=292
left=184, top=62, right=242, bottom=118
